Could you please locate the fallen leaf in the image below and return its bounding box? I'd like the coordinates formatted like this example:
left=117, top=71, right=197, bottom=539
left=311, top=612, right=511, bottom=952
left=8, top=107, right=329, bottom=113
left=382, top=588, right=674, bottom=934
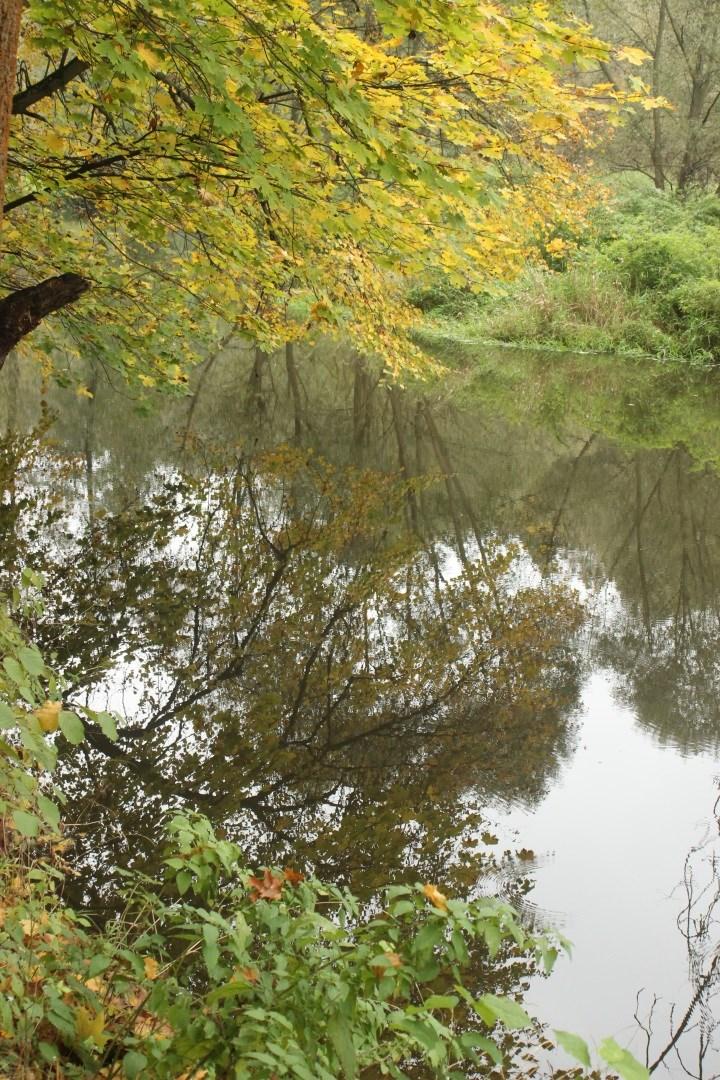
left=283, top=867, right=304, bottom=885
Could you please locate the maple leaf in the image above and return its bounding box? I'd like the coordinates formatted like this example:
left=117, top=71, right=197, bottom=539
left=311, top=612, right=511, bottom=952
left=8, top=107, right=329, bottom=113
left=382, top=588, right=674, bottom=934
left=283, top=867, right=304, bottom=886
left=422, top=883, right=449, bottom=912
left=248, top=868, right=284, bottom=901
left=616, top=45, right=649, bottom=66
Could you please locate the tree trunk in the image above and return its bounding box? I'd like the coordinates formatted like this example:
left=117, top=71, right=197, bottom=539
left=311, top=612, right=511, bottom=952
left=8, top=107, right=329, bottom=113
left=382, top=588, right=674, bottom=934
left=0, top=274, right=89, bottom=368
left=651, top=0, right=667, bottom=190
left=0, top=0, right=22, bottom=217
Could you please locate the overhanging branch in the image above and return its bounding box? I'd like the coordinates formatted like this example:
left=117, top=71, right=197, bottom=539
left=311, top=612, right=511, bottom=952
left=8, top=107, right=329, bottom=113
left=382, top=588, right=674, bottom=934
left=12, top=57, right=90, bottom=116
left=0, top=272, right=89, bottom=366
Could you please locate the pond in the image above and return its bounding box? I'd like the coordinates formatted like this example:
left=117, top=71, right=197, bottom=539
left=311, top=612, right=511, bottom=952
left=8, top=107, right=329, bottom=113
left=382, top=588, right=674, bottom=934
left=2, top=341, right=720, bottom=1076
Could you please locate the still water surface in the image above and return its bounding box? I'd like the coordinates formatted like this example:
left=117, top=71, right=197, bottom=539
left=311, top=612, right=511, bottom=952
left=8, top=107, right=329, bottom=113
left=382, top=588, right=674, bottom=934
left=2, top=342, right=720, bottom=1075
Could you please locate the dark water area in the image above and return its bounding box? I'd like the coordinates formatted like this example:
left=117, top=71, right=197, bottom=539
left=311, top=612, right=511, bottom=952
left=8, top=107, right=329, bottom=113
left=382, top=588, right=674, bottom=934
left=2, top=342, right=720, bottom=1075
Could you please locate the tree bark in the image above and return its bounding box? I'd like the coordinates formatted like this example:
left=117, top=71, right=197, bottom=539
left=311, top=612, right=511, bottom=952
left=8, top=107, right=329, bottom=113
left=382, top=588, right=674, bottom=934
left=0, top=0, right=22, bottom=217
left=0, top=273, right=89, bottom=368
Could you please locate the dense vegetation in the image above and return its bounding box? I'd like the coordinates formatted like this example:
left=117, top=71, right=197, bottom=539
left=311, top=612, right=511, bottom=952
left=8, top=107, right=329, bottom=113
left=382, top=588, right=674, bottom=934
left=416, top=184, right=720, bottom=364
left=0, top=0, right=647, bottom=383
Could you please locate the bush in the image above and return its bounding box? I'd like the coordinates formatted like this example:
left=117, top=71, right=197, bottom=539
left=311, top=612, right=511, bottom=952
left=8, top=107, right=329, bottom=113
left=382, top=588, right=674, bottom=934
left=606, top=231, right=717, bottom=297
left=419, top=189, right=720, bottom=364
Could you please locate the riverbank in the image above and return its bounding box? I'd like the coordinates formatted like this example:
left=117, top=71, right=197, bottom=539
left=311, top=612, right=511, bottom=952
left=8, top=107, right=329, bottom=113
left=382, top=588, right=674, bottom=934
left=413, top=184, right=720, bottom=368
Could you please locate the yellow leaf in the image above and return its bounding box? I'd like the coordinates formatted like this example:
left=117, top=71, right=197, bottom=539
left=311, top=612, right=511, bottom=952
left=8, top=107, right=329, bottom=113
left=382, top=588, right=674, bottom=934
left=143, top=955, right=160, bottom=980
left=137, top=44, right=159, bottom=68
left=529, top=113, right=564, bottom=132
left=44, top=132, right=65, bottom=153
left=35, top=701, right=61, bottom=733
left=75, top=1005, right=106, bottom=1046
left=422, top=883, right=448, bottom=911
left=616, top=45, right=649, bottom=66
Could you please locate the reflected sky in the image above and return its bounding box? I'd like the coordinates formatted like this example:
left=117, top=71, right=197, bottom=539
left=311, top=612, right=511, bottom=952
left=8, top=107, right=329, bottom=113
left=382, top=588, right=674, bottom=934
left=496, top=669, right=720, bottom=1067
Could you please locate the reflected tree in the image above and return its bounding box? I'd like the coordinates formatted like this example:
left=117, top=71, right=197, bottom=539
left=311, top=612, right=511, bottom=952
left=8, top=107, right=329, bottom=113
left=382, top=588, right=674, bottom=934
left=0, top=433, right=582, bottom=908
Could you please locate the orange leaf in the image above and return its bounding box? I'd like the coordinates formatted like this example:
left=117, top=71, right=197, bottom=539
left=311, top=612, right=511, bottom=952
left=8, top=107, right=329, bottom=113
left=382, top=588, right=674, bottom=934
left=248, top=868, right=284, bottom=901
left=422, top=883, right=448, bottom=912
left=283, top=867, right=304, bottom=886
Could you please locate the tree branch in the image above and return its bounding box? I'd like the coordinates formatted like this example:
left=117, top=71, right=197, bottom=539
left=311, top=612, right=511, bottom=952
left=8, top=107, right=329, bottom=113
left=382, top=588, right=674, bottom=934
left=0, top=272, right=89, bottom=366
left=12, top=56, right=90, bottom=116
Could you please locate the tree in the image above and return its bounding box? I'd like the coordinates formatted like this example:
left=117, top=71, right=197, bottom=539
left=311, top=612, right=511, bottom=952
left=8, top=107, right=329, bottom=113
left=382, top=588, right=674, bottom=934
left=1, top=0, right=638, bottom=382
left=576, top=0, right=720, bottom=190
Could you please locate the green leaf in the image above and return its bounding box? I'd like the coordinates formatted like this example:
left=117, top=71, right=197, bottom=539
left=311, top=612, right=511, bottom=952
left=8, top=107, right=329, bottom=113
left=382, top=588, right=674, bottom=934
left=123, top=1051, right=148, bottom=1079
left=38, top=795, right=60, bottom=831
left=0, top=702, right=15, bottom=729
left=38, top=1041, right=59, bottom=1063
left=477, top=994, right=532, bottom=1030
left=424, top=995, right=459, bottom=1010
left=554, top=1029, right=591, bottom=1068
left=202, top=923, right=221, bottom=977
left=12, top=809, right=40, bottom=838
left=96, top=711, right=118, bottom=741
left=327, top=1014, right=357, bottom=1078
left=59, top=711, right=85, bottom=745
left=176, top=870, right=192, bottom=895
left=459, top=1031, right=502, bottom=1065
left=18, top=647, right=44, bottom=676
left=88, top=954, right=113, bottom=978
left=3, top=657, right=24, bottom=685
left=599, top=1038, right=649, bottom=1080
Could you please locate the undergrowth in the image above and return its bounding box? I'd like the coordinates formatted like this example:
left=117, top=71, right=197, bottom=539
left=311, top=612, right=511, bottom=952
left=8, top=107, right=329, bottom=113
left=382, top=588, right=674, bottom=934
left=411, top=182, right=720, bottom=365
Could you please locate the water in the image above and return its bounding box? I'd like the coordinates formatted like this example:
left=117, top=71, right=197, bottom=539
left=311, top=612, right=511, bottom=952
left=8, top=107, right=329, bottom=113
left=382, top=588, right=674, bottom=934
left=2, top=342, right=720, bottom=1075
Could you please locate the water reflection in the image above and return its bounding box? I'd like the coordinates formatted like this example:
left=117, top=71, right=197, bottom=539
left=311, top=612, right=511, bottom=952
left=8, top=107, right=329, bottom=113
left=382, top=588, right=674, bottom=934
left=0, top=426, right=581, bottom=908
left=4, top=342, right=720, bottom=1073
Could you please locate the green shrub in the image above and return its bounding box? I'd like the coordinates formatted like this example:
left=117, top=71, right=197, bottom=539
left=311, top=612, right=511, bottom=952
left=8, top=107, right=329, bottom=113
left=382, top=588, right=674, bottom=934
left=606, top=231, right=715, bottom=296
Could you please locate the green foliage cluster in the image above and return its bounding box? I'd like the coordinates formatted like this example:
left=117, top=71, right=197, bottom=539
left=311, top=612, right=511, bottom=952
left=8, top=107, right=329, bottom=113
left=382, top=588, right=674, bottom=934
left=416, top=183, right=720, bottom=364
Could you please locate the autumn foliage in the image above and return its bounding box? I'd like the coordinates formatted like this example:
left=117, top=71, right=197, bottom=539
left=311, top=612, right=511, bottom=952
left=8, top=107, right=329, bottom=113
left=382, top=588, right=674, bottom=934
left=2, top=0, right=653, bottom=380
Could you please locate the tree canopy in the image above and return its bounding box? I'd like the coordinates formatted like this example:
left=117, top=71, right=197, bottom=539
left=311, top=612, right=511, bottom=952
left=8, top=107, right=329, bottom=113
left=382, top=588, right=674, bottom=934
left=1, top=0, right=646, bottom=382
